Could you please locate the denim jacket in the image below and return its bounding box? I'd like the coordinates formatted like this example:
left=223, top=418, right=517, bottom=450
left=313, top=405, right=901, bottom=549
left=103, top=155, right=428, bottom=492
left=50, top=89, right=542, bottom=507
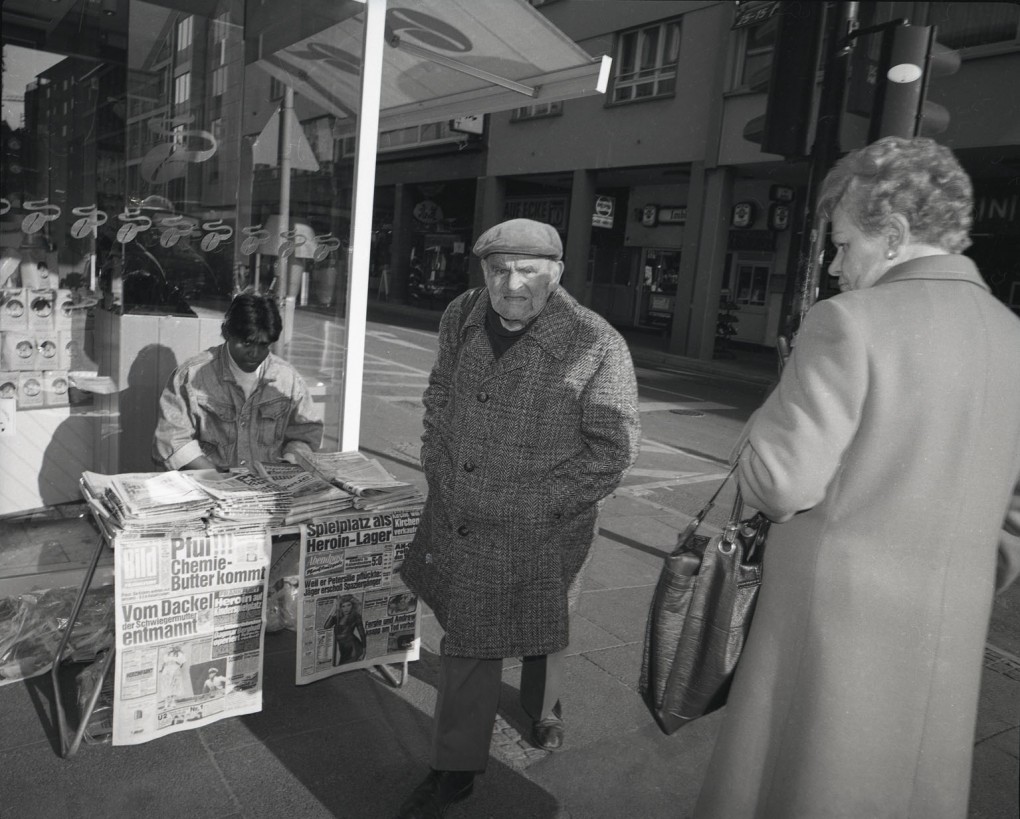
left=152, top=344, right=322, bottom=470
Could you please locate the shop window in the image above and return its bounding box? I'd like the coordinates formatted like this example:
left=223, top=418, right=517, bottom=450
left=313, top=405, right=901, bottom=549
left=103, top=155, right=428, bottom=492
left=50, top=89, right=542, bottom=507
left=511, top=101, right=563, bottom=121
left=610, top=19, right=682, bottom=103
left=929, top=2, right=1020, bottom=53
left=730, top=259, right=772, bottom=306
left=176, top=16, right=193, bottom=52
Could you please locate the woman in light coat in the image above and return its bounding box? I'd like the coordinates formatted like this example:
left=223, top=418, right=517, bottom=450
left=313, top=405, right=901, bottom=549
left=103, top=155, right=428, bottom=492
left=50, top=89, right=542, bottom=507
left=695, top=137, right=1020, bottom=819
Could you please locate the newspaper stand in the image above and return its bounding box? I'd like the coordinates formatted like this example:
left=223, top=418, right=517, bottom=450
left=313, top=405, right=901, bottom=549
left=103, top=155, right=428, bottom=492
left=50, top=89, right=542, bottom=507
left=51, top=492, right=421, bottom=758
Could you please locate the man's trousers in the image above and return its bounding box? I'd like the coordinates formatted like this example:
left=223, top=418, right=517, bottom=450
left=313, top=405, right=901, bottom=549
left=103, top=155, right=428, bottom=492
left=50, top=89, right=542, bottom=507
left=431, top=648, right=564, bottom=772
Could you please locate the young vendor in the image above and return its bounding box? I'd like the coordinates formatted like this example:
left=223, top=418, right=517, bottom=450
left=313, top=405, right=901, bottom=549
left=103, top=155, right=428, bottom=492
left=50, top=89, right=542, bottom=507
left=152, top=292, right=322, bottom=471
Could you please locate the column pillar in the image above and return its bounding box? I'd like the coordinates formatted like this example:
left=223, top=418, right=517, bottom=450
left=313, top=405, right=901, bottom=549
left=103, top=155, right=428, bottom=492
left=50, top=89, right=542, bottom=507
left=391, top=182, right=414, bottom=303
left=685, top=166, right=733, bottom=360
left=470, top=176, right=505, bottom=288
left=564, top=169, right=596, bottom=304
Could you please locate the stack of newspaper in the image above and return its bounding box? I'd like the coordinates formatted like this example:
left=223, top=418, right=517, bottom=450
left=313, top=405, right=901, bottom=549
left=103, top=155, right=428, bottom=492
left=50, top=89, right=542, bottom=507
left=254, top=461, right=355, bottom=524
left=81, top=471, right=215, bottom=537
left=184, top=470, right=292, bottom=530
left=295, top=451, right=424, bottom=511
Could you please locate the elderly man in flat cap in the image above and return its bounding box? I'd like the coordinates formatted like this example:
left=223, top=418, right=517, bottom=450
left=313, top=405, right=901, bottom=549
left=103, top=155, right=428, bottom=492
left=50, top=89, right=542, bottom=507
left=397, top=218, right=641, bottom=817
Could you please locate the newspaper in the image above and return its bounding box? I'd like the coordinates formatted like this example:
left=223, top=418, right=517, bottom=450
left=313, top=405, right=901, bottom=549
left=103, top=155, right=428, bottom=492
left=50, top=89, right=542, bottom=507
left=295, top=451, right=423, bottom=500
left=254, top=461, right=354, bottom=523
left=111, top=529, right=272, bottom=745
left=296, top=505, right=422, bottom=685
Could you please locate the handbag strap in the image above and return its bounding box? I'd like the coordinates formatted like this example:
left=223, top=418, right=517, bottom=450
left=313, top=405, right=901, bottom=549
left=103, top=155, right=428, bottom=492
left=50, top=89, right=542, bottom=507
left=727, top=483, right=745, bottom=527
left=671, top=463, right=738, bottom=555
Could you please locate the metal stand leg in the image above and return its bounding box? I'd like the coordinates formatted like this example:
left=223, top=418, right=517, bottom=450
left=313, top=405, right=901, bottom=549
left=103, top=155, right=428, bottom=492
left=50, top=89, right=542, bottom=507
left=374, top=661, right=408, bottom=688
left=50, top=534, right=112, bottom=758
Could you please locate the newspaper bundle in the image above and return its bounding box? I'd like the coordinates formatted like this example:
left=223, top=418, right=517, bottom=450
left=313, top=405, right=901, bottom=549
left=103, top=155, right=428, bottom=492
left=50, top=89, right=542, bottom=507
left=295, top=451, right=424, bottom=511
left=254, top=461, right=354, bottom=524
left=296, top=505, right=422, bottom=685
left=81, top=471, right=214, bottom=536
left=111, top=529, right=272, bottom=745
left=185, top=469, right=291, bottom=527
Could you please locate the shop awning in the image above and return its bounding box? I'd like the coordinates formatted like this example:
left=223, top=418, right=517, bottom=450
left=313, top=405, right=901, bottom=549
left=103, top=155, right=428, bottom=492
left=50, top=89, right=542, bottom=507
left=256, top=0, right=610, bottom=451
left=256, top=0, right=611, bottom=134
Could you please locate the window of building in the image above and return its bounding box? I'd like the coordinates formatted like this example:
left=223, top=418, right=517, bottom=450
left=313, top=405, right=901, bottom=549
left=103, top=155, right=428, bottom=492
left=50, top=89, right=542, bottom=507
left=510, top=101, right=563, bottom=121
left=929, top=2, right=1020, bottom=53
left=213, top=11, right=230, bottom=42
left=174, top=72, right=190, bottom=105
left=269, top=76, right=285, bottom=100
left=611, top=19, right=682, bottom=103
left=212, top=66, right=228, bottom=97
left=736, top=12, right=777, bottom=89
left=176, top=16, right=193, bottom=51
left=341, top=119, right=460, bottom=156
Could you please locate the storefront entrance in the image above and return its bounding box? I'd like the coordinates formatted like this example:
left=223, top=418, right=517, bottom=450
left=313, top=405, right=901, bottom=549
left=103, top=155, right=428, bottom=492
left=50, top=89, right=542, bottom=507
left=635, top=248, right=681, bottom=329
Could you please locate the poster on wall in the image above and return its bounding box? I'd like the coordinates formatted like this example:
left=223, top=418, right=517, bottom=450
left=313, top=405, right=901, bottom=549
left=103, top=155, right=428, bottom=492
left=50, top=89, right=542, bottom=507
left=295, top=506, right=422, bottom=685
left=111, top=530, right=272, bottom=745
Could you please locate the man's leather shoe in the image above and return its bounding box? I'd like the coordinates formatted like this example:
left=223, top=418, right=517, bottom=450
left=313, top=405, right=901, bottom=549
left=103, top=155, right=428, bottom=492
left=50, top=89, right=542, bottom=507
left=532, top=702, right=565, bottom=751
left=395, top=769, right=475, bottom=819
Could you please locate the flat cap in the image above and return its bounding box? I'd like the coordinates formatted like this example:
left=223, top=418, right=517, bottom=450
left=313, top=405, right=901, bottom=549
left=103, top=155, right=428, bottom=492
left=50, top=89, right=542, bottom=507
left=472, top=218, right=563, bottom=261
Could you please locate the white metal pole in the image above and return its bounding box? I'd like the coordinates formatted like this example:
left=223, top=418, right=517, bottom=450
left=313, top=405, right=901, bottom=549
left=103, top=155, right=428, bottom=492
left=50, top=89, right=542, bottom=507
left=279, top=87, right=295, bottom=346
left=339, top=0, right=386, bottom=452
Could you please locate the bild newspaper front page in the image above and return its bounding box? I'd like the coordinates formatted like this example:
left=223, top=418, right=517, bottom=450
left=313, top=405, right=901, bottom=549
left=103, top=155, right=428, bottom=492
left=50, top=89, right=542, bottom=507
left=297, top=505, right=422, bottom=684
left=112, top=530, right=272, bottom=745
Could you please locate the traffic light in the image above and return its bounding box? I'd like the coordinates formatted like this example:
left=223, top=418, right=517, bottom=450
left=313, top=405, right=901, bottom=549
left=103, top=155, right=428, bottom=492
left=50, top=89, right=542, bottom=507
left=742, top=1, right=824, bottom=156
left=869, top=23, right=960, bottom=141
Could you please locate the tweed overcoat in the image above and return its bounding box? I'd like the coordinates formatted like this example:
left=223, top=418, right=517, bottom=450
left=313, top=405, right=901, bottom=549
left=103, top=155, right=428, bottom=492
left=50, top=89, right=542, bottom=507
left=399, top=286, right=640, bottom=658
left=695, top=255, right=1020, bottom=819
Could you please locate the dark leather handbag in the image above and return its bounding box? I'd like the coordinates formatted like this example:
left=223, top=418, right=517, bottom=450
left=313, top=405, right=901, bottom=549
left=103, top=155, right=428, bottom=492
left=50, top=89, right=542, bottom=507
left=639, top=466, right=770, bottom=735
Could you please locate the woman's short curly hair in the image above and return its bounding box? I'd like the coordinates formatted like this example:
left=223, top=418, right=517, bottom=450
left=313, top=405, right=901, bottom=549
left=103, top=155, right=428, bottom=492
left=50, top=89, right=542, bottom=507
left=818, top=136, right=973, bottom=253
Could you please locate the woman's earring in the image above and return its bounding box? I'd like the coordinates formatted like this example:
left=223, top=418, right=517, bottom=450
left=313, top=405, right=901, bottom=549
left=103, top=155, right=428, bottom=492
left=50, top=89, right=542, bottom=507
left=886, top=250, right=896, bottom=259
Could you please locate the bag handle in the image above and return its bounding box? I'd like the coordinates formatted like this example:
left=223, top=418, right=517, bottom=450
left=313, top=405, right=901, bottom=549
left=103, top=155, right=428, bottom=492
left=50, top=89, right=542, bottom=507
left=671, top=462, right=738, bottom=556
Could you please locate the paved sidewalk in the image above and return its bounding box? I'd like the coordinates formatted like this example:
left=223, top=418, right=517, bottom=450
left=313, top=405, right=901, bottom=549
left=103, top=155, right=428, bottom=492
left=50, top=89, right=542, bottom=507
left=0, top=303, right=1017, bottom=818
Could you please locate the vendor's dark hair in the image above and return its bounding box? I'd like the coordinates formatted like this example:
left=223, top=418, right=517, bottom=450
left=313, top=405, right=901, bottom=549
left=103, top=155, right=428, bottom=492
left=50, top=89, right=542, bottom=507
left=222, top=293, right=282, bottom=343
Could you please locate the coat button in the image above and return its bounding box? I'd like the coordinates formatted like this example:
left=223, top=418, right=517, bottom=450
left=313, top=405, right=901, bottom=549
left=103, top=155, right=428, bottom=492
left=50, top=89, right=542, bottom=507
left=477, top=391, right=489, bottom=402
left=463, top=461, right=475, bottom=472
left=457, top=525, right=470, bottom=537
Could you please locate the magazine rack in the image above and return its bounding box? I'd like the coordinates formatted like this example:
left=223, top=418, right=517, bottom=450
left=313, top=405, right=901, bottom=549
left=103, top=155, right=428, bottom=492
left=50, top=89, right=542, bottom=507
left=50, top=515, right=411, bottom=758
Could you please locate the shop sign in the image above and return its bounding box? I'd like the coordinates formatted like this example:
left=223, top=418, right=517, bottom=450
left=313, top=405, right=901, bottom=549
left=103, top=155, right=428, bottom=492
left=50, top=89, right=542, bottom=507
left=973, top=191, right=1019, bottom=234
left=732, top=1, right=779, bottom=30
left=657, top=206, right=687, bottom=225
left=413, top=200, right=444, bottom=227
left=769, top=203, right=791, bottom=231
left=451, top=115, right=484, bottom=135
left=731, top=201, right=757, bottom=229
left=502, top=197, right=568, bottom=230
left=592, top=195, right=615, bottom=229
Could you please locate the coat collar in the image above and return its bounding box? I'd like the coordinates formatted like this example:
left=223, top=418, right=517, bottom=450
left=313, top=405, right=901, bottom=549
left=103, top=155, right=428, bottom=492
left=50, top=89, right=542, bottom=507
left=463, top=287, right=575, bottom=361
left=876, top=254, right=989, bottom=292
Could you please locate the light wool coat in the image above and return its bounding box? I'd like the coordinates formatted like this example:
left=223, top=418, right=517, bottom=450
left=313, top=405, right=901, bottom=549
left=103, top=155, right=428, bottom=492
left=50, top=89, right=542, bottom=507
left=696, top=255, right=1020, bottom=819
left=400, top=287, right=640, bottom=658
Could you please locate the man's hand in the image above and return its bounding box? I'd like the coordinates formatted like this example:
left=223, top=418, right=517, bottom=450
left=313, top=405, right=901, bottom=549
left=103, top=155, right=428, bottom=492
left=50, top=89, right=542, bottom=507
left=181, top=455, right=219, bottom=471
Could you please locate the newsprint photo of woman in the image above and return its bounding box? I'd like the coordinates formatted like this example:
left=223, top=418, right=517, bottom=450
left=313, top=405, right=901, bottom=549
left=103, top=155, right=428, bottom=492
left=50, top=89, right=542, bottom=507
left=323, top=595, right=367, bottom=666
